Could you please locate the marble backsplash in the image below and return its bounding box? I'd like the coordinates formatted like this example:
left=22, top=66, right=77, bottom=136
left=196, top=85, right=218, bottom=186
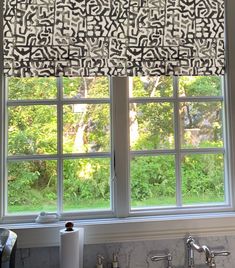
left=16, top=235, right=235, bottom=268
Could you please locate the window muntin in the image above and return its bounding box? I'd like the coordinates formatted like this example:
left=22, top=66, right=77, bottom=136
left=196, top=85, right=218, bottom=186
left=129, top=76, right=226, bottom=210
left=3, top=75, right=229, bottom=219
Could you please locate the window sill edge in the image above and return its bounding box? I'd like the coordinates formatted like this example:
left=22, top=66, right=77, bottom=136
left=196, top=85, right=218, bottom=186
left=1, top=212, right=235, bottom=248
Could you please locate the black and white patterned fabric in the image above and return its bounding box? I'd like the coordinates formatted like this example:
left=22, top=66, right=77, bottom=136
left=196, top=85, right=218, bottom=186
left=3, top=0, right=225, bottom=77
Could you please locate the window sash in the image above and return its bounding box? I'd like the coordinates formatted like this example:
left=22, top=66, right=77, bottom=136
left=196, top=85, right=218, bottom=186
left=128, top=77, right=228, bottom=212
left=4, top=77, right=114, bottom=218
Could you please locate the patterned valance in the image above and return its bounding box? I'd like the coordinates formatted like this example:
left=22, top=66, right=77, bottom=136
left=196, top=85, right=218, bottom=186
left=3, top=0, right=225, bottom=77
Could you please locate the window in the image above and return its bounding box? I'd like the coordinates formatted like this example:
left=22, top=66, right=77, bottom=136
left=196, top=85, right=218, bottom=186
left=129, top=76, right=227, bottom=212
left=1, top=75, right=231, bottom=221
left=6, top=77, right=112, bottom=216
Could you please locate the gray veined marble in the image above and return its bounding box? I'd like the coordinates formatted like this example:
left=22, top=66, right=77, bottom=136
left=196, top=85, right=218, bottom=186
left=16, top=235, right=234, bottom=268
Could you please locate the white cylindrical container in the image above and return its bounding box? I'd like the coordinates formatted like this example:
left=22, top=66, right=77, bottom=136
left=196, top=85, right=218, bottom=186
left=60, top=222, right=84, bottom=268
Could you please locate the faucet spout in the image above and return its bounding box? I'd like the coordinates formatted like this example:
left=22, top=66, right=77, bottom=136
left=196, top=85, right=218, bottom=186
left=187, top=236, right=213, bottom=267
left=201, top=245, right=212, bottom=264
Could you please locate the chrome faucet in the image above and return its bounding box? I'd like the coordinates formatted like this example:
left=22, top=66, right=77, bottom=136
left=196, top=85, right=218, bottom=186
left=186, top=236, right=230, bottom=267
left=151, top=253, right=173, bottom=268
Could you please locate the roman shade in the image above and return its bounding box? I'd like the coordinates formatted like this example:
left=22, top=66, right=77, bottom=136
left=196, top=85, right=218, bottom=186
left=3, top=0, right=225, bottom=77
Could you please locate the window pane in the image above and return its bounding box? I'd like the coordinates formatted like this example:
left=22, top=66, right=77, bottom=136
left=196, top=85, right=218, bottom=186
left=7, top=160, right=57, bottom=214
left=8, top=77, right=57, bottom=100
left=8, top=106, right=57, bottom=155
left=63, top=77, right=109, bottom=98
left=63, top=158, right=111, bottom=211
left=180, top=102, right=223, bottom=148
left=179, top=76, right=222, bottom=97
left=63, top=104, right=110, bottom=153
left=130, top=103, right=174, bottom=150
left=130, top=76, right=173, bottom=98
left=182, top=154, right=225, bottom=205
left=131, top=155, right=176, bottom=208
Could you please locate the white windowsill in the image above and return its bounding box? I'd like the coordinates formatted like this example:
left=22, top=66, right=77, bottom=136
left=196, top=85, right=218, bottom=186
left=2, top=212, right=235, bottom=248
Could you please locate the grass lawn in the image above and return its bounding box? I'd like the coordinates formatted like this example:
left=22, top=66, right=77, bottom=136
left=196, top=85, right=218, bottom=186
left=7, top=194, right=225, bottom=214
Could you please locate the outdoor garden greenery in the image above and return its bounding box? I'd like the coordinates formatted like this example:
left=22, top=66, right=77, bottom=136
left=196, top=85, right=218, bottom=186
left=7, top=76, right=224, bottom=213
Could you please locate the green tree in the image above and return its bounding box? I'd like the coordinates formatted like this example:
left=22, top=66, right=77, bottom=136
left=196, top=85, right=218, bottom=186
left=7, top=76, right=225, bottom=212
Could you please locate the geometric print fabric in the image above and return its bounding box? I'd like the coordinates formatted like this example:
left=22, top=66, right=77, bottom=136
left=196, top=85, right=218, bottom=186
left=3, top=0, right=225, bottom=77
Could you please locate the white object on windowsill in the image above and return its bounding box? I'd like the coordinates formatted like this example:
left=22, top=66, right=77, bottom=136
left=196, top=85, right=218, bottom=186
left=35, top=211, right=60, bottom=223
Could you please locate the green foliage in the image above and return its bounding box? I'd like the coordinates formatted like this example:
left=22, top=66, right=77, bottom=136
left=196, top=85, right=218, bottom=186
left=8, top=77, right=57, bottom=100
left=131, top=102, right=174, bottom=150
left=182, top=154, right=224, bottom=202
left=7, top=75, right=225, bottom=213
left=8, top=106, right=57, bottom=155
left=132, top=77, right=173, bottom=97
left=82, top=104, right=110, bottom=152
left=181, top=101, right=223, bottom=148
left=63, top=159, right=110, bottom=206
left=131, top=156, right=176, bottom=202
left=63, top=77, right=109, bottom=98
left=8, top=161, right=57, bottom=210
left=179, top=76, right=221, bottom=97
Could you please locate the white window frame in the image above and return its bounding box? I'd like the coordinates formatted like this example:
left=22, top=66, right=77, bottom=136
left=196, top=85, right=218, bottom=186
left=127, top=76, right=231, bottom=216
left=1, top=74, right=230, bottom=221
left=1, top=0, right=235, bottom=249
left=4, top=77, right=115, bottom=221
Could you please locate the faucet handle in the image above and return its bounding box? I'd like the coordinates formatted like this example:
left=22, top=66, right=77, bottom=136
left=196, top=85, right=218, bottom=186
left=212, top=250, right=230, bottom=257
left=97, top=255, right=104, bottom=265
left=208, top=250, right=230, bottom=267
left=151, top=253, right=173, bottom=267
